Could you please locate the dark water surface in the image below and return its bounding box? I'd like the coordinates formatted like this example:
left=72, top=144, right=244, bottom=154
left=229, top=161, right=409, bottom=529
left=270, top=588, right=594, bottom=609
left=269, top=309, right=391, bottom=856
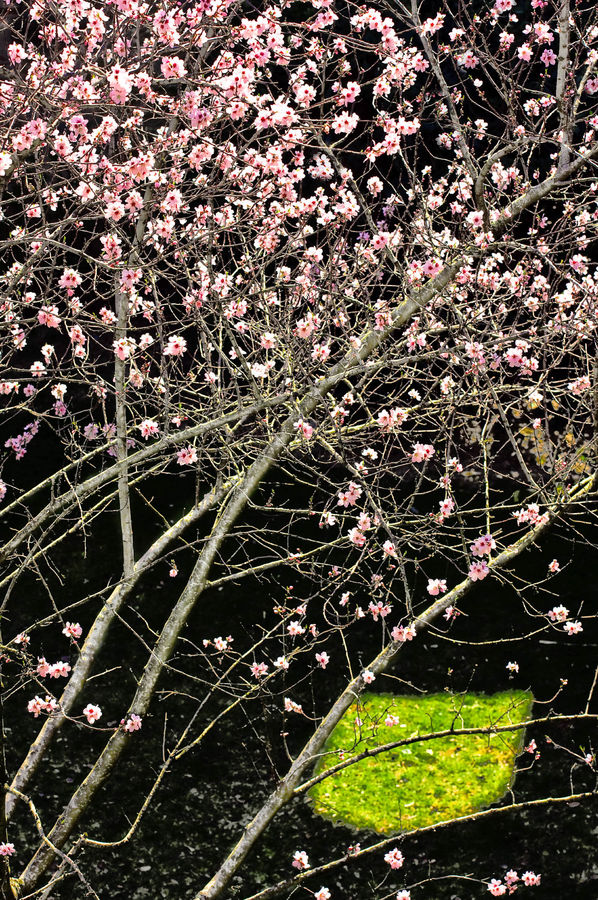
left=6, top=490, right=598, bottom=900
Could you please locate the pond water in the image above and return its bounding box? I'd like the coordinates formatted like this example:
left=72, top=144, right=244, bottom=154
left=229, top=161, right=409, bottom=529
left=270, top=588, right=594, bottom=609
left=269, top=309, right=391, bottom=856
left=6, top=486, right=598, bottom=900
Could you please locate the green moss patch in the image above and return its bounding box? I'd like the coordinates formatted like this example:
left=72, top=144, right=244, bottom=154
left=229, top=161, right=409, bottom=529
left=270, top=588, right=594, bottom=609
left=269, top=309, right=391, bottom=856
left=309, top=690, right=533, bottom=834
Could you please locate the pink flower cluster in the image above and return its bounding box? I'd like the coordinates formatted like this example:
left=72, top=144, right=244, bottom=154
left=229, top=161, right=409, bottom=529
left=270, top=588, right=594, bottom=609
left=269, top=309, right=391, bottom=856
left=83, top=703, right=102, bottom=724
left=122, top=714, right=142, bottom=732
left=548, top=605, right=569, bottom=622
left=488, top=869, right=540, bottom=895
left=411, top=443, right=435, bottom=463
left=291, top=850, right=309, bottom=870
left=513, top=504, right=548, bottom=527
left=348, top=527, right=367, bottom=548
left=251, top=661, right=268, bottom=678
left=470, top=534, right=496, bottom=557
left=139, top=419, right=160, bottom=439
left=62, top=621, right=83, bottom=640
left=468, top=560, right=489, bottom=581
left=427, top=578, right=447, bottom=596
left=391, top=624, right=416, bottom=642
left=337, top=482, right=362, bottom=507
left=384, top=847, right=404, bottom=869
left=27, top=695, right=58, bottom=717
left=369, top=601, right=392, bottom=620
left=176, top=446, right=198, bottom=466
left=314, top=889, right=331, bottom=900
left=37, top=658, right=71, bottom=678
left=377, top=407, right=408, bottom=431
left=294, top=419, right=314, bottom=440
left=164, top=335, right=187, bottom=356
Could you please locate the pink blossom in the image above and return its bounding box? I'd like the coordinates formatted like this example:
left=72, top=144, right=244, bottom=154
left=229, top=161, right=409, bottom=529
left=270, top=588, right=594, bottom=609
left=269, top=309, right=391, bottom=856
left=506, top=662, right=519, bottom=674
left=569, top=254, right=588, bottom=273
left=348, top=528, right=366, bottom=548
left=176, top=446, right=198, bottom=466
left=0, top=152, right=12, bottom=177
left=294, top=419, right=314, bottom=440
left=100, top=233, right=122, bottom=261
left=291, top=850, right=309, bottom=870
left=113, top=338, right=136, bottom=361
left=470, top=534, right=496, bottom=557
left=27, top=697, right=43, bottom=718
left=316, top=652, right=330, bottom=668
left=427, top=578, right=447, bottom=596
left=331, top=112, right=359, bottom=134
left=284, top=697, right=303, bottom=714
left=384, top=848, right=404, bottom=869
left=28, top=695, right=57, bottom=717
left=8, top=41, right=26, bottom=64
left=58, top=268, right=82, bottom=291
left=548, top=559, right=560, bottom=573
left=319, top=511, right=337, bottom=527
left=521, top=872, right=541, bottom=887
left=563, top=621, right=583, bottom=635
left=467, top=211, right=484, bottom=229
left=260, top=332, right=277, bottom=349
left=518, top=43, right=532, bottom=61
left=421, top=13, right=444, bottom=34
left=0, top=843, right=15, bottom=857
left=487, top=880, right=506, bottom=897
left=443, top=606, right=460, bottom=621
left=251, top=661, right=268, bottom=678
left=314, top=889, right=331, bottom=900
left=468, top=560, right=489, bottom=581
left=377, top=407, right=408, bottom=431
left=161, top=56, right=186, bottom=78
left=514, top=503, right=548, bottom=526
left=396, top=892, right=411, bottom=900
left=36, top=657, right=50, bottom=677
left=62, top=622, right=83, bottom=640
left=164, top=335, right=187, bottom=356
left=439, top=498, right=455, bottom=517
left=83, top=703, right=102, bottom=724
left=369, top=601, right=392, bottom=622
left=337, top=482, right=362, bottom=507
left=391, top=623, right=416, bottom=642
left=411, top=443, right=435, bottom=463
left=122, top=714, right=142, bottom=732
left=568, top=375, right=590, bottom=394
left=457, top=49, right=479, bottom=68
left=139, top=419, right=160, bottom=439
left=38, top=305, right=61, bottom=329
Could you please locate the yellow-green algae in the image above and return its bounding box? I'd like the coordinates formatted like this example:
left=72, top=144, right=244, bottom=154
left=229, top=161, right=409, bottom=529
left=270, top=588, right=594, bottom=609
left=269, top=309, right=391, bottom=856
left=309, top=690, right=533, bottom=834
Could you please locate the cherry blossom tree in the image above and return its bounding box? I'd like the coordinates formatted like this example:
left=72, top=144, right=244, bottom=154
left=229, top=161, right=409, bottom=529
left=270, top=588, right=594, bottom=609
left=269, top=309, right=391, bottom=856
left=0, top=0, right=597, bottom=896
